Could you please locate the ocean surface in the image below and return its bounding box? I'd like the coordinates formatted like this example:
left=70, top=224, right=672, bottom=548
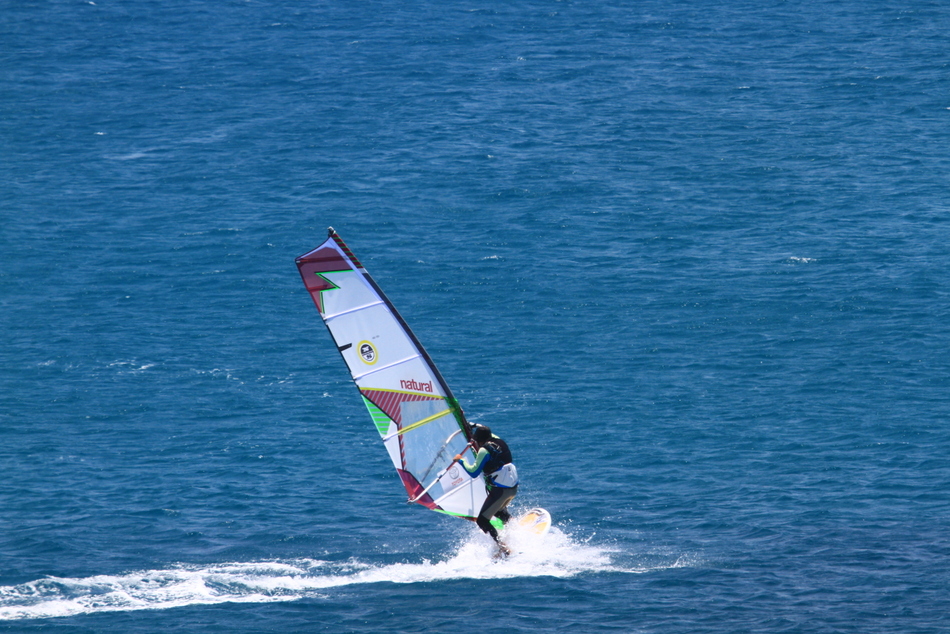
left=2, top=1, right=949, bottom=631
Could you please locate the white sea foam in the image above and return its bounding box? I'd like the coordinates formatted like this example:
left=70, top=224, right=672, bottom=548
left=0, top=527, right=665, bottom=621
left=107, top=359, right=157, bottom=374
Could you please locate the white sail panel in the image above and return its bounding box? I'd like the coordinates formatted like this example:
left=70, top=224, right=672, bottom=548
left=296, top=229, right=485, bottom=521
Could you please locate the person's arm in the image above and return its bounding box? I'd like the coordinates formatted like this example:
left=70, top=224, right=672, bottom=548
left=455, top=447, right=490, bottom=476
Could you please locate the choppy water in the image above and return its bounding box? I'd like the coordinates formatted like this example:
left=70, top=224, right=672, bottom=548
left=2, top=1, right=950, bottom=632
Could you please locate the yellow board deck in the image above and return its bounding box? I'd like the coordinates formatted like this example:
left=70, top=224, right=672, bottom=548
left=515, top=507, right=552, bottom=536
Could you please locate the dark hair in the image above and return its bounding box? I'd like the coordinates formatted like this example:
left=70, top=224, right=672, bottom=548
left=472, top=424, right=492, bottom=444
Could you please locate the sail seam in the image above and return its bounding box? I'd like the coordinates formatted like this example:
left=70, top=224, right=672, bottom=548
left=352, top=353, right=421, bottom=381
left=324, top=299, right=386, bottom=321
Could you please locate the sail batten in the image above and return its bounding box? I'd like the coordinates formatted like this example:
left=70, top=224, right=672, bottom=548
left=352, top=353, right=422, bottom=381
left=323, top=299, right=386, bottom=321
left=296, top=228, right=482, bottom=521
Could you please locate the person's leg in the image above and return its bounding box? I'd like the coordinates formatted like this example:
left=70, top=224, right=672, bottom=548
left=476, top=488, right=504, bottom=539
left=476, top=486, right=518, bottom=541
left=476, top=514, right=499, bottom=539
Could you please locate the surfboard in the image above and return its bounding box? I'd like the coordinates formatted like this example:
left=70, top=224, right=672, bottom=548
left=514, top=507, right=551, bottom=536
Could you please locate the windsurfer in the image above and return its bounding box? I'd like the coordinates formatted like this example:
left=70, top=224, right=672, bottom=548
left=454, top=424, right=519, bottom=556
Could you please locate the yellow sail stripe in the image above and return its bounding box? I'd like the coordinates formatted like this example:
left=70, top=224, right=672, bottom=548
left=387, top=407, right=453, bottom=439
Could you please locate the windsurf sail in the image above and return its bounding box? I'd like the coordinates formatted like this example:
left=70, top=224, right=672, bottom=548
left=296, top=228, right=485, bottom=521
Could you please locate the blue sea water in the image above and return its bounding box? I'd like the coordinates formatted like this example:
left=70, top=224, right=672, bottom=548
left=3, top=0, right=950, bottom=631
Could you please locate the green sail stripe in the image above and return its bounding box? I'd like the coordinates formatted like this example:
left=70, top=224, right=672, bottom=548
left=361, top=395, right=393, bottom=436
left=435, top=509, right=502, bottom=530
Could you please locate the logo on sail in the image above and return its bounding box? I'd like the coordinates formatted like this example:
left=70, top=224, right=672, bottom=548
left=447, top=465, right=465, bottom=487
left=357, top=341, right=378, bottom=365
left=400, top=378, right=434, bottom=393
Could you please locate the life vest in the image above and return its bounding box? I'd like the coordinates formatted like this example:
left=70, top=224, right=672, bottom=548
left=482, top=436, right=518, bottom=487
left=482, top=436, right=512, bottom=475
